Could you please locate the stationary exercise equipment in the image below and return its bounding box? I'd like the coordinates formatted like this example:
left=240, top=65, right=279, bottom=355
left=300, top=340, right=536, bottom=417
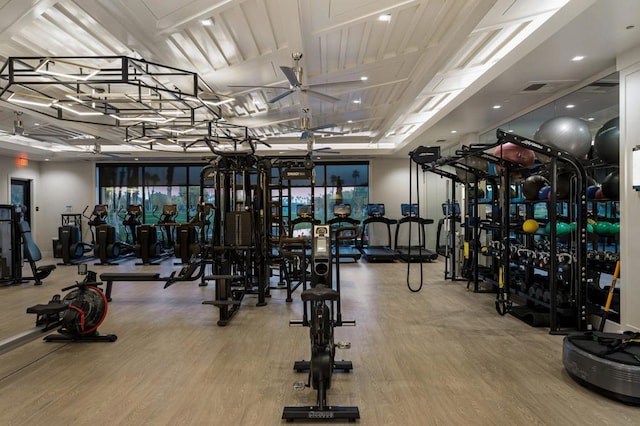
left=121, top=204, right=142, bottom=246
left=155, top=204, right=178, bottom=249
left=18, top=221, right=56, bottom=285
left=0, top=205, right=23, bottom=285
left=93, top=207, right=123, bottom=265
left=99, top=255, right=205, bottom=301
left=394, top=203, right=438, bottom=263
left=283, top=224, right=359, bottom=422
left=358, top=203, right=398, bottom=262
left=54, top=205, right=105, bottom=265
left=199, top=147, right=272, bottom=326
left=564, top=330, right=640, bottom=405
left=0, top=266, right=116, bottom=356
left=327, top=203, right=361, bottom=262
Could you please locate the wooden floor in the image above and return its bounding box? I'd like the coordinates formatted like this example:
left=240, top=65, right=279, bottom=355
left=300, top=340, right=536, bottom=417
left=0, top=257, right=637, bottom=425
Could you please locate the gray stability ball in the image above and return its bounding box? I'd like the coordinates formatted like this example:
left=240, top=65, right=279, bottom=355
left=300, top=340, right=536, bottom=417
left=534, top=116, right=592, bottom=159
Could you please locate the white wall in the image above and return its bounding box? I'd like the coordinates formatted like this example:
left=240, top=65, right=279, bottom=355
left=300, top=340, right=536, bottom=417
left=618, top=44, right=640, bottom=331
left=369, top=158, right=450, bottom=250
left=38, top=160, right=97, bottom=256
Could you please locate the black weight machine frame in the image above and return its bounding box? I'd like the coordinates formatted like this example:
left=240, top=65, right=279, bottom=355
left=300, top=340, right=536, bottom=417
left=200, top=150, right=272, bottom=326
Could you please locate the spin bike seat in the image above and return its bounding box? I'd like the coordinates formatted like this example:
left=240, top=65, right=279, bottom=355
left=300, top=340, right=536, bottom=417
left=301, top=285, right=339, bottom=302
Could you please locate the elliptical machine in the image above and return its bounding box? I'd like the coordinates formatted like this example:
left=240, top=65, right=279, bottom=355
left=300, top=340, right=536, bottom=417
left=283, top=224, right=359, bottom=421
left=91, top=205, right=122, bottom=265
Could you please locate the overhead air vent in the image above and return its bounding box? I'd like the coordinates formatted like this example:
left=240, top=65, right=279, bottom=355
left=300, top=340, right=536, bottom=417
left=523, top=83, right=546, bottom=91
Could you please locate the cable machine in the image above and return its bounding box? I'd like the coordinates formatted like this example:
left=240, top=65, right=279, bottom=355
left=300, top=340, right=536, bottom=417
left=200, top=148, right=272, bottom=326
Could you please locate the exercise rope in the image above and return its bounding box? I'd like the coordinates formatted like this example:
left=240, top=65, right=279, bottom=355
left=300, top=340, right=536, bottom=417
left=406, top=158, right=424, bottom=292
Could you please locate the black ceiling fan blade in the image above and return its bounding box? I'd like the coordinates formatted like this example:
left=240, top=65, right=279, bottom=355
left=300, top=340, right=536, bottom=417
left=303, top=89, right=340, bottom=103
left=268, top=89, right=295, bottom=103
left=280, top=66, right=300, bottom=87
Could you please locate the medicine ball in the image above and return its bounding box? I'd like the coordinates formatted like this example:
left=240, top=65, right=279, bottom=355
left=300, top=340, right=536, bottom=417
left=468, top=186, right=485, bottom=199
left=556, top=173, right=573, bottom=199
left=593, top=117, right=619, bottom=165
left=522, top=219, right=539, bottom=233
left=594, top=221, right=612, bottom=235
left=522, top=175, right=549, bottom=200
left=602, top=170, right=619, bottom=200
left=610, top=222, right=620, bottom=235
left=493, top=143, right=536, bottom=168
left=534, top=116, right=592, bottom=159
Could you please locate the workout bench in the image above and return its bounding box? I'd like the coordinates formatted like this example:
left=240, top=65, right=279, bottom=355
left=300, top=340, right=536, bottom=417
left=99, top=258, right=203, bottom=301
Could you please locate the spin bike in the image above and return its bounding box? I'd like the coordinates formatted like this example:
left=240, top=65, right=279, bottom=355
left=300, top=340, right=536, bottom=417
left=282, top=224, right=359, bottom=422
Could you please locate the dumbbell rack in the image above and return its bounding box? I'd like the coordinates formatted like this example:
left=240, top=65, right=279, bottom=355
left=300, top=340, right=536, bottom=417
left=422, top=129, right=590, bottom=332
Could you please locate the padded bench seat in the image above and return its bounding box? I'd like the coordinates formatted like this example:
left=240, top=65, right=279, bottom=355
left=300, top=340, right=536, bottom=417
left=99, top=273, right=162, bottom=301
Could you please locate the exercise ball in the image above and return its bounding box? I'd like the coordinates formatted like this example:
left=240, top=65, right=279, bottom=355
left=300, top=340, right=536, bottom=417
left=522, top=219, right=539, bottom=233
left=557, top=222, right=571, bottom=236
left=594, top=222, right=612, bottom=235
left=595, top=188, right=605, bottom=199
left=586, top=185, right=600, bottom=199
left=593, top=117, right=619, bottom=165
left=538, top=186, right=551, bottom=200
left=493, top=143, right=536, bottom=168
left=545, top=222, right=551, bottom=234
left=556, top=173, right=573, bottom=199
left=534, top=116, right=592, bottom=159
left=610, top=222, right=620, bottom=235
left=522, top=175, right=549, bottom=200
left=602, top=170, right=619, bottom=200
left=456, top=157, right=489, bottom=183
left=569, top=222, right=577, bottom=231
left=587, top=223, right=594, bottom=233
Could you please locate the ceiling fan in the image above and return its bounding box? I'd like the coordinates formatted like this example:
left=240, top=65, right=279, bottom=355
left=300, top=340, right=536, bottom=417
left=281, top=108, right=344, bottom=140
left=229, top=52, right=362, bottom=104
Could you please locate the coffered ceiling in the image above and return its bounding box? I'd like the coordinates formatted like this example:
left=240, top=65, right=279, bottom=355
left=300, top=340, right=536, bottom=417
left=0, top=0, right=638, bottom=161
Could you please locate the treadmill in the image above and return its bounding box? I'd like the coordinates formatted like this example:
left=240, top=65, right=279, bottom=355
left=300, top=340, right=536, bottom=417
left=359, top=204, right=398, bottom=262
left=327, top=204, right=361, bottom=262
left=394, top=203, right=438, bottom=262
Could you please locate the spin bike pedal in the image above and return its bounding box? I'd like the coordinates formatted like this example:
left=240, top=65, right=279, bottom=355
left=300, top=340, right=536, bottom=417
left=336, top=341, right=351, bottom=350
left=292, top=381, right=306, bottom=391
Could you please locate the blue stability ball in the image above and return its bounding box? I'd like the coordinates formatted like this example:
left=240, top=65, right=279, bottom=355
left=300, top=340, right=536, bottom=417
left=586, top=185, right=600, bottom=199
left=593, top=117, right=619, bottom=165
left=538, top=186, right=551, bottom=200
left=534, top=116, right=592, bottom=159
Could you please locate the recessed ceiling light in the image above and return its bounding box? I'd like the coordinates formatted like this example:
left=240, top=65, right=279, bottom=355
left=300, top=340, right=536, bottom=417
left=44, top=158, right=50, bottom=161
left=360, top=76, right=368, bottom=81
left=134, top=158, right=139, bottom=161
left=572, top=55, right=585, bottom=61
left=34, top=122, right=40, bottom=126
left=492, top=105, right=501, bottom=109
left=566, top=104, right=575, bottom=109
left=378, top=14, right=391, bottom=22
left=201, top=18, right=214, bottom=26
left=353, top=99, right=361, bottom=104
left=508, top=129, right=514, bottom=133
left=587, top=117, right=595, bottom=121
left=451, top=130, right=457, bottom=134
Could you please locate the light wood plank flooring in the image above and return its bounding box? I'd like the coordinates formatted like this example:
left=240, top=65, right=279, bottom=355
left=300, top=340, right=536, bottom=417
left=0, top=258, right=637, bottom=425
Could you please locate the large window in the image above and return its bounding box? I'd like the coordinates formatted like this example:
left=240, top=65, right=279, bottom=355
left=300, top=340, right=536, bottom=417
left=98, top=161, right=369, bottom=241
